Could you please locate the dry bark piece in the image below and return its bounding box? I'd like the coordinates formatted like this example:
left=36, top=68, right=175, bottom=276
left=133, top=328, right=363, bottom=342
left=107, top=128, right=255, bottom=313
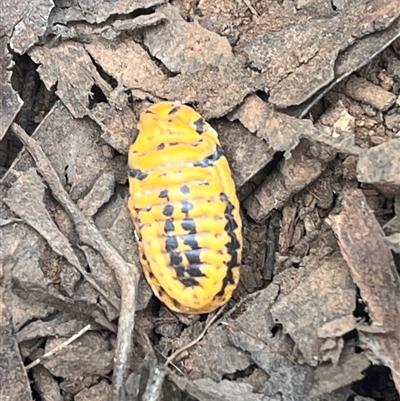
left=79, top=245, right=120, bottom=321
left=244, top=138, right=336, bottom=223
left=171, top=285, right=278, bottom=383
left=317, top=315, right=357, bottom=339
left=96, top=197, right=153, bottom=312
left=11, top=124, right=139, bottom=400
left=231, top=95, right=358, bottom=222
left=0, top=231, right=58, bottom=330
left=124, top=356, right=165, bottom=401
left=3, top=168, right=118, bottom=310
left=48, top=12, right=167, bottom=42
left=32, top=365, right=63, bottom=401
left=327, top=188, right=400, bottom=392
left=0, top=301, right=32, bottom=401
left=84, top=40, right=165, bottom=95
left=299, top=19, right=400, bottom=119
left=245, top=0, right=400, bottom=108
left=8, top=0, right=53, bottom=54
left=144, top=4, right=235, bottom=74
left=0, top=37, right=23, bottom=140
left=279, top=204, right=298, bottom=255
left=181, top=325, right=252, bottom=380
left=75, top=380, right=112, bottom=401
left=172, top=375, right=264, bottom=401
left=156, top=60, right=257, bottom=119
left=271, top=254, right=356, bottom=365
left=215, top=119, right=274, bottom=188
left=9, top=101, right=116, bottom=201
left=383, top=233, right=400, bottom=253
left=78, top=172, right=115, bottom=218
left=228, top=95, right=302, bottom=154
left=141, top=4, right=257, bottom=118
left=16, top=316, right=94, bottom=343
left=228, top=327, right=315, bottom=401
left=29, top=43, right=136, bottom=154
left=344, top=76, right=397, bottom=111
left=50, top=0, right=166, bottom=24
left=357, top=139, right=400, bottom=196
left=42, top=332, right=113, bottom=393
left=311, top=348, right=370, bottom=397
left=1, top=0, right=31, bottom=38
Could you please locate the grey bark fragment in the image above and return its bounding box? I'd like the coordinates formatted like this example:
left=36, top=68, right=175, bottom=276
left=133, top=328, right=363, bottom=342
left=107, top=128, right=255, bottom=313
left=245, top=1, right=400, bottom=108
left=0, top=303, right=32, bottom=401
left=144, top=4, right=235, bottom=74
left=271, top=256, right=356, bottom=365
left=344, top=76, right=397, bottom=111
left=357, top=139, right=400, bottom=196
left=9, top=0, right=54, bottom=54
left=32, top=366, right=64, bottom=401
left=49, top=0, right=167, bottom=25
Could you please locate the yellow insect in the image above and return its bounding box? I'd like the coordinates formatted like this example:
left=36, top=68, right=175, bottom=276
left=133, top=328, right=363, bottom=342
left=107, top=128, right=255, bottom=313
left=128, top=102, right=242, bottom=314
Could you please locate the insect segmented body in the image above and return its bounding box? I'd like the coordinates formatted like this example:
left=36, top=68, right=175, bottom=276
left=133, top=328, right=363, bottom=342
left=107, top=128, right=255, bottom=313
left=128, top=102, right=242, bottom=314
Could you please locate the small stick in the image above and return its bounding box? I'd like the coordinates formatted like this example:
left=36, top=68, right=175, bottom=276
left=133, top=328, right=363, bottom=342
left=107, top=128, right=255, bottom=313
left=163, top=306, right=226, bottom=368
left=11, top=124, right=139, bottom=401
left=242, top=0, right=258, bottom=16
left=25, top=324, right=91, bottom=371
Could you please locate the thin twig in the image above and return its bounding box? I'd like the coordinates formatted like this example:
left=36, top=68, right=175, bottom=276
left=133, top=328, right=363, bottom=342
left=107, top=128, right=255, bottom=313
left=25, top=324, right=91, bottom=371
left=154, top=348, right=185, bottom=376
left=163, top=306, right=226, bottom=368
left=11, top=124, right=139, bottom=401
left=242, top=0, right=258, bottom=16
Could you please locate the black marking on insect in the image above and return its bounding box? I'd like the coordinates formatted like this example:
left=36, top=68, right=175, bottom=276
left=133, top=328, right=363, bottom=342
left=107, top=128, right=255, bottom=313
left=193, top=145, right=223, bottom=168
left=170, top=251, right=182, bottom=266
left=214, top=192, right=241, bottom=297
left=188, top=266, right=207, bottom=277
left=181, top=218, right=196, bottom=234
left=175, top=265, right=185, bottom=277
left=193, top=118, right=205, bottom=134
left=185, top=249, right=202, bottom=265
left=163, top=204, right=174, bottom=217
left=159, top=189, right=170, bottom=201
left=157, top=143, right=165, bottom=150
left=165, top=236, right=179, bottom=251
left=164, top=219, right=175, bottom=233
left=172, top=298, right=182, bottom=308
left=180, top=185, right=190, bottom=194
left=216, top=271, right=235, bottom=297
left=180, top=277, right=200, bottom=287
left=176, top=264, right=206, bottom=278
left=181, top=201, right=194, bottom=215
left=183, top=233, right=200, bottom=250
left=168, top=106, right=180, bottom=115
left=128, top=168, right=148, bottom=181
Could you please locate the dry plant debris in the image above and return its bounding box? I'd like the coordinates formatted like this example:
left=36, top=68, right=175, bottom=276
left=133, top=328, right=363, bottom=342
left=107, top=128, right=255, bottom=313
left=327, top=189, right=400, bottom=391
left=1, top=0, right=400, bottom=400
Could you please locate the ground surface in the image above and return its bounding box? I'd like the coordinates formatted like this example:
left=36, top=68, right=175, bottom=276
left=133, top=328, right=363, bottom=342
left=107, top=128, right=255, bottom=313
left=1, top=1, right=400, bottom=401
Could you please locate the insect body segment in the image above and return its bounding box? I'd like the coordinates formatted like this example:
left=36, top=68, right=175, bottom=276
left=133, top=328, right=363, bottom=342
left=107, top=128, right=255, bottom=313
left=128, top=102, right=242, bottom=314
